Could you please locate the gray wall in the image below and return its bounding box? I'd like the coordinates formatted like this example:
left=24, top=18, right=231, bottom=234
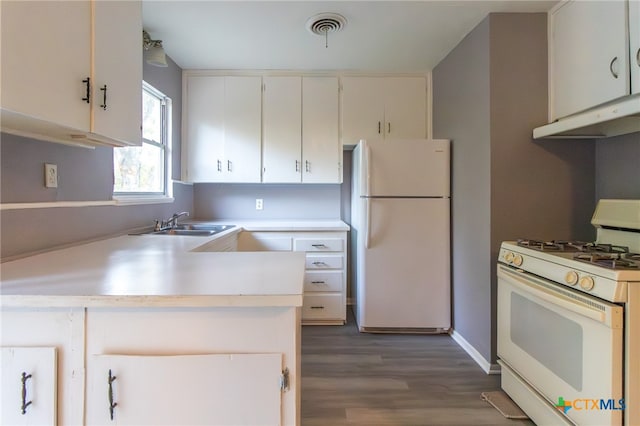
left=193, top=151, right=352, bottom=222
left=432, top=13, right=596, bottom=365
left=595, top=133, right=640, bottom=200
left=0, top=56, right=193, bottom=259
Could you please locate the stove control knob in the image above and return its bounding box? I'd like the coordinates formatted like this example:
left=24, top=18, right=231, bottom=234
left=565, top=271, right=579, bottom=286
left=513, top=254, right=523, bottom=267
left=504, top=252, right=514, bottom=263
left=579, top=276, right=595, bottom=292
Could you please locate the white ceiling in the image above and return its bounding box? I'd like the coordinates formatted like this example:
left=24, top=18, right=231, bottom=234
left=142, top=1, right=557, bottom=72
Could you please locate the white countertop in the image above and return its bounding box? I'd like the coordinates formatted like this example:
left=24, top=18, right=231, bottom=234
left=0, top=220, right=349, bottom=308
left=192, top=219, right=350, bottom=232
left=0, top=229, right=306, bottom=308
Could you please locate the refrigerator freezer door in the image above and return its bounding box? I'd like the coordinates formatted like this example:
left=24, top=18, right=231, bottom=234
left=355, top=197, right=451, bottom=330
left=363, top=139, right=450, bottom=197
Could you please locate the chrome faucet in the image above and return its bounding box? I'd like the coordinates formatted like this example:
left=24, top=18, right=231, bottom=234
left=154, top=211, right=190, bottom=231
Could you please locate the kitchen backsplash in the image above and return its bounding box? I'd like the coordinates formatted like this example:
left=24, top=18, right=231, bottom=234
left=595, top=132, right=640, bottom=200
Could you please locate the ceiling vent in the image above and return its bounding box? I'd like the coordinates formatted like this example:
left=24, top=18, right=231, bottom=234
left=306, top=13, right=347, bottom=47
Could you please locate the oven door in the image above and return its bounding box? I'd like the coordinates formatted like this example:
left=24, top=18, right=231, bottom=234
left=497, top=264, right=624, bottom=426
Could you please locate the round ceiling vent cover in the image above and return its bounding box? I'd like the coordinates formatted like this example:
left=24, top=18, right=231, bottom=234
left=306, top=12, right=347, bottom=36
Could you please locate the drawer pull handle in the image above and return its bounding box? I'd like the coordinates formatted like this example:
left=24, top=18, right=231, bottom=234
left=311, top=244, right=327, bottom=248
left=312, top=261, right=328, bottom=266
left=609, top=56, right=619, bottom=79
left=108, top=369, right=118, bottom=421
left=311, top=281, right=326, bottom=284
left=100, top=84, right=108, bottom=110
left=82, top=77, right=91, bottom=103
left=21, top=372, right=32, bottom=415
left=310, top=306, right=325, bottom=309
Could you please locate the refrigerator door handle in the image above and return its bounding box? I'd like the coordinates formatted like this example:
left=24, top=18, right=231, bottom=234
left=365, top=198, right=371, bottom=249
left=364, top=141, right=371, bottom=197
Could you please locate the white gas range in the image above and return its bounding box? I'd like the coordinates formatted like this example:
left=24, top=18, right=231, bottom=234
left=497, top=199, right=640, bottom=426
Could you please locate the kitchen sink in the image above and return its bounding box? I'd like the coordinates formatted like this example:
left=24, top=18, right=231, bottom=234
left=132, top=224, right=235, bottom=237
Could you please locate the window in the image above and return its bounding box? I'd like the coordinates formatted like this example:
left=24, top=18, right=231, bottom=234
left=113, top=82, right=171, bottom=199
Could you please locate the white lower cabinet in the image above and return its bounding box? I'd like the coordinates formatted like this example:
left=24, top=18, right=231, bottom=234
left=0, top=308, right=85, bottom=425
left=85, top=307, right=299, bottom=425
left=1, top=347, right=57, bottom=425
left=238, top=231, right=347, bottom=324
left=1, top=305, right=299, bottom=425
left=86, top=353, right=282, bottom=425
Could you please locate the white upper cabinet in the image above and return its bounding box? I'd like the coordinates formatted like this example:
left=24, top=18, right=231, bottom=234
left=550, top=0, right=629, bottom=119
left=183, top=75, right=262, bottom=183
left=341, top=76, right=426, bottom=146
left=1, top=1, right=91, bottom=132
left=262, top=76, right=303, bottom=183
left=184, top=76, right=226, bottom=182
left=0, top=0, right=142, bottom=147
left=631, top=0, right=640, bottom=94
left=263, top=76, right=342, bottom=184
left=302, top=77, right=341, bottom=183
left=224, top=76, right=262, bottom=183
left=91, top=0, right=142, bottom=145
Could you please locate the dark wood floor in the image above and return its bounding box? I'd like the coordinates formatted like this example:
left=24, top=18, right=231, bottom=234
left=301, top=310, right=534, bottom=425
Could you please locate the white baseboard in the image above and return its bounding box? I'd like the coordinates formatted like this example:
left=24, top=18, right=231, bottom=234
left=450, top=330, right=501, bottom=375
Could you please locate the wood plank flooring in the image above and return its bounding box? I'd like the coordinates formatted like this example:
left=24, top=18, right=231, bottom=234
left=301, top=310, right=534, bottom=425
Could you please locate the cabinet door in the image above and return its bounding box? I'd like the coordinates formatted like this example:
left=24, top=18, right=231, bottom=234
left=92, top=0, right=142, bottom=145
left=302, top=77, right=341, bottom=183
left=551, top=0, right=629, bottom=119
left=383, top=77, right=426, bottom=139
left=184, top=76, right=225, bottom=182
left=263, top=76, right=302, bottom=183
left=341, top=77, right=384, bottom=146
left=0, top=1, right=91, bottom=131
left=1, top=347, right=57, bottom=426
left=631, top=0, right=640, bottom=94
left=224, top=76, right=262, bottom=183
left=86, top=353, right=282, bottom=426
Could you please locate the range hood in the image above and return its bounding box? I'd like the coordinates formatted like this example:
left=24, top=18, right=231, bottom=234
left=533, top=94, right=640, bottom=139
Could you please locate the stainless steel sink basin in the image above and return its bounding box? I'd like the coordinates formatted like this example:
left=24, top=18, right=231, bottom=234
left=132, top=224, right=235, bottom=237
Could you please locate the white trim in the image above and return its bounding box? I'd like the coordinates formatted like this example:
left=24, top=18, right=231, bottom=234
left=450, top=329, right=501, bottom=375
left=0, top=200, right=116, bottom=210
left=113, top=196, right=175, bottom=206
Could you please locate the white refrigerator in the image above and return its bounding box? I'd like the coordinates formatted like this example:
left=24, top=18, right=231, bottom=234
left=351, top=139, right=451, bottom=332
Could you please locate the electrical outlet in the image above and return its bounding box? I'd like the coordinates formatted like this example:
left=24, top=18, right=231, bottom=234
left=256, top=198, right=263, bottom=210
left=44, top=163, right=58, bottom=188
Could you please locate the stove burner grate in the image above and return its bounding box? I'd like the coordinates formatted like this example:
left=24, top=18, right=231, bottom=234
left=516, top=239, right=630, bottom=254
left=574, top=253, right=639, bottom=270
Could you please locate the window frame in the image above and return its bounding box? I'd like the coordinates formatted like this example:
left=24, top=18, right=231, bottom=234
left=113, top=81, right=173, bottom=205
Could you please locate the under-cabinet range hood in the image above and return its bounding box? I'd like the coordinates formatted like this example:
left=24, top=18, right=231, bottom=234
left=533, top=94, right=640, bottom=139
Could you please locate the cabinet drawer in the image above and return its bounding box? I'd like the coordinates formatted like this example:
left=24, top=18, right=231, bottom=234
left=304, top=271, right=343, bottom=292
left=294, top=238, right=343, bottom=252
left=305, top=255, right=343, bottom=269
left=302, top=294, right=344, bottom=320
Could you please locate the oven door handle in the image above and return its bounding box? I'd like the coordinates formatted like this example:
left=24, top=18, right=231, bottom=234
left=498, top=266, right=622, bottom=329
